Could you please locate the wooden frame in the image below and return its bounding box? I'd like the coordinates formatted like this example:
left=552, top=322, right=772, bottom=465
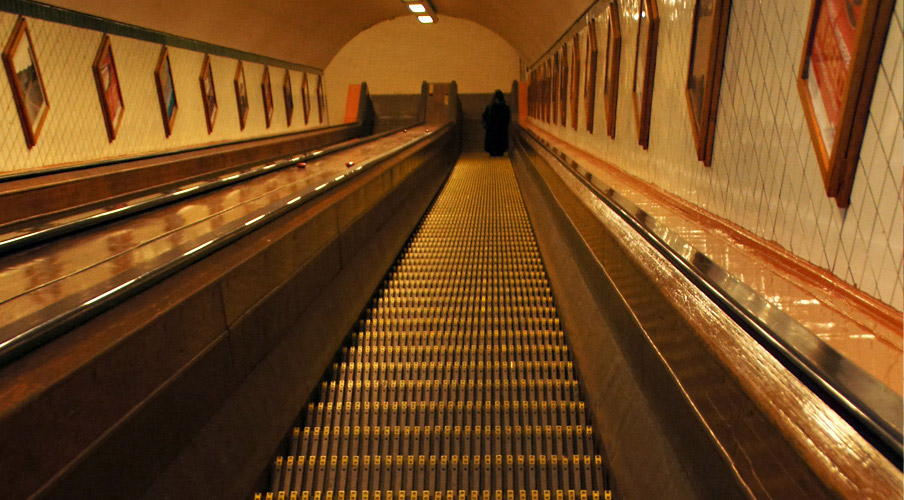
left=686, top=0, right=732, bottom=166
left=632, top=0, right=659, bottom=149
left=234, top=61, right=249, bottom=130
left=92, top=34, right=124, bottom=142
left=199, top=54, right=218, bottom=134
left=549, top=59, right=554, bottom=123
left=154, top=46, right=178, bottom=137
left=316, top=75, right=326, bottom=123
left=560, top=44, right=569, bottom=124
left=553, top=51, right=560, bottom=125
left=570, top=32, right=581, bottom=129
left=283, top=69, right=293, bottom=127
left=3, top=17, right=49, bottom=148
left=261, top=66, right=273, bottom=128
left=603, top=1, right=621, bottom=139
left=301, top=72, right=311, bottom=125
left=797, top=0, right=894, bottom=207
left=584, top=17, right=599, bottom=134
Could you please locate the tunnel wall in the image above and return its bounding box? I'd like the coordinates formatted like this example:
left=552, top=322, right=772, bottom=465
left=0, top=11, right=328, bottom=175
left=524, top=0, right=904, bottom=311
left=325, top=15, right=519, bottom=125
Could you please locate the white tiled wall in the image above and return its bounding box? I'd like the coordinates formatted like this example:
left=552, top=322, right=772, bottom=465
left=528, top=0, right=904, bottom=311
left=0, top=13, right=327, bottom=174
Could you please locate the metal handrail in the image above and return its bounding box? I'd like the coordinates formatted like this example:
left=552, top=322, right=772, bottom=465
left=516, top=127, right=903, bottom=467
left=0, top=122, right=453, bottom=368
left=0, top=122, right=359, bottom=183
left=0, top=123, right=419, bottom=257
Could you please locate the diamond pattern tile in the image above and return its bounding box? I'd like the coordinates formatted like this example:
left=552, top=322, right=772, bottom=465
left=527, top=0, right=904, bottom=310
left=0, top=12, right=326, bottom=175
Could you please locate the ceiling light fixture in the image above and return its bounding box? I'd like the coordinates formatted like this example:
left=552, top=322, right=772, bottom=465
left=402, top=0, right=437, bottom=23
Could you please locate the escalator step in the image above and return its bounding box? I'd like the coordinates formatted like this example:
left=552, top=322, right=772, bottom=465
left=254, top=155, right=612, bottom=498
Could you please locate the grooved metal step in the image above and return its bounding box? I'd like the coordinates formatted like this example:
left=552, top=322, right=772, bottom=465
left=254, top=155, right=613, bottom=499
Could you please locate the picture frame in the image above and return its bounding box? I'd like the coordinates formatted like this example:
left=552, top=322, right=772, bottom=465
left=301, top=72, right=311, bottom=125
left=603, top=1, right=621, bottom=139
left=544, top=60, right=551, bottom=123
left=584, top=17, right=599, bottom=134
left=632, top=0, right=660, bottom=149
left=261, top=65, right=273, bottom=128
left=547, top=60, right=554, bottom=123
left=283, top=69, right=293, bottom=127
left=797, top=0, right=894, bottom=207
left=539, top=62, right=546, bottom=122
left=560, top=44, right=568, bottom=124
left=234, top=61, right=249, bottom=130
left=686, top=0, right=732, bottom=166
left=199, top=54, right=217, bottom=134
left=3, top=17, right=49, bottom=148
left=316, top=74, right=326, bottom=123
left=570, top=32, right=581, bottom=129
left=552, top=51, right=560, bottom=125
left=154, top=46, right=178, bottom=137
left=92, top=34, right=124, bottom=142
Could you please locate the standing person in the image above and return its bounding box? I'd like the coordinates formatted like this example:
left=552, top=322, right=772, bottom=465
left=482, top=90, right=511, bottom=157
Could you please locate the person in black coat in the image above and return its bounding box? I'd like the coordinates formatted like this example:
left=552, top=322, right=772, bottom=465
left=482, top=90, right=510, bottom=157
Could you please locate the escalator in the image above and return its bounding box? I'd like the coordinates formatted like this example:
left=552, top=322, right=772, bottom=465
left=254, top=154, right=612, bottom=499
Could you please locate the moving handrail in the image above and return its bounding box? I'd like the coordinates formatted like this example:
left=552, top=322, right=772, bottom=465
left=0, top=122, right=453, bottom=368
left=0, top=122, right=361, bottom=183
left=0, top=124, right=419, bottom=257
left=516, top=127, right=903, bottom=467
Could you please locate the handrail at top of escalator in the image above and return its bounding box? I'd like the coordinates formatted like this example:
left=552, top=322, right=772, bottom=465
left=0, top=122, right=453, bottom=369
left=0, top=123, right=422, bottom=257
left=0, top=122, right=362, bottom=184
left=514, top=126, right=903, bottom=468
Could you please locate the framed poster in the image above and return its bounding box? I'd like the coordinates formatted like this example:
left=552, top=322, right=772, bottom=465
left=234, top=61, right=249, bottom=130
left=154, top=46, right=178, bottom=137
left=3, top=17, right=49, bottom=148
left=261, top=66, right=273, bottom=128
left=560, top=44, right=569, bottom=124
left=199, top=54, right=217, bottom=134
left=316, top=75, right=326, bottom=123
left=570, top=32, right=581, bottom=129
left=797, top=0, right=894, bottom=207
left=553, top=51, right=560, bottom=125
left=585, top=17, right=599, bottom=134
left=545, top=60, right=552, bottom=123
left=632, top=0, right=660, bottom=149
left=686, top=0, right=731, bottom=166
left=603, top=1, right=621, bottom=139
left=92, top=34, right=124, bottom=142
left=540, top=61, right=547, bottom=122
left=301, top=73, right=311, bottom=124
left=283, top=69, right=293, bottom=127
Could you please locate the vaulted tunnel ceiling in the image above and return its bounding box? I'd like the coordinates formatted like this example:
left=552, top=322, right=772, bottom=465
left=42, top=0, right=594, bottom=69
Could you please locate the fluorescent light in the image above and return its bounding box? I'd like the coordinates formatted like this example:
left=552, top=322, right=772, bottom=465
left=417, top=15, right=434, bottom=23
left=408, top=3, right=426, bottom=13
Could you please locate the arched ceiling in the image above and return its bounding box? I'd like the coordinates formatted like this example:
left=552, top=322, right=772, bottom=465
left=42, top=0, right=593, bottom=69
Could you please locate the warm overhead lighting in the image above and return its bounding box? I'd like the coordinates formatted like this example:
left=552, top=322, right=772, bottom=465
left=402, top=0, right=437, bottom=22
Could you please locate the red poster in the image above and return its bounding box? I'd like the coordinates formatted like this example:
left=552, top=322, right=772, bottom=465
left=807, top=0, right=861, bottom=149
